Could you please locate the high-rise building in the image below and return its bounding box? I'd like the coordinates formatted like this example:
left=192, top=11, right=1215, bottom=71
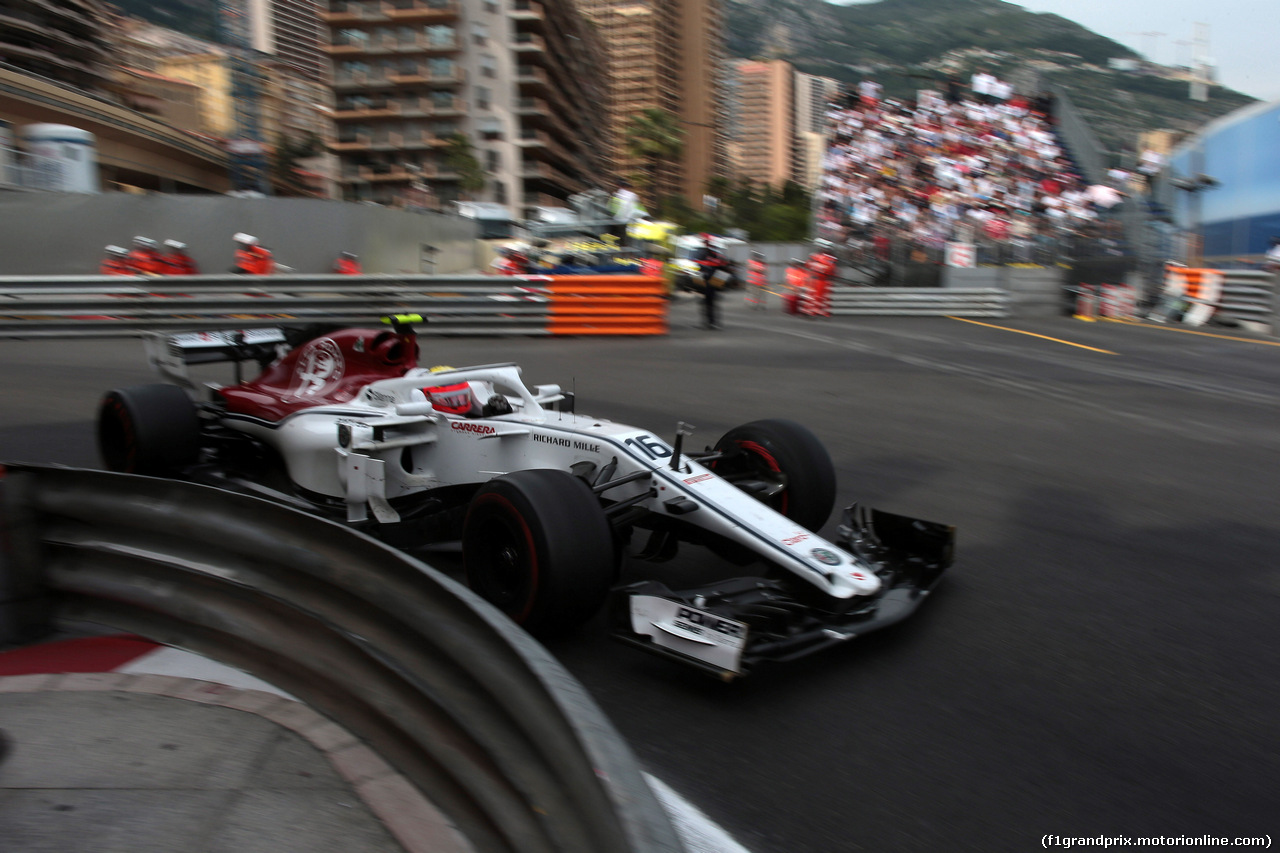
left=578, top=0, right=726, bottom=210
left=794, top=71, right=841, bottom=136
left=0, top=0, right=116, bottom=94
left=793, top=71, right=841, bottom=190
left=319, top=0, right=610, bottom=214
left=245, top=0, right=330, bottom=83
left=731, top=59, right=793, bottom=190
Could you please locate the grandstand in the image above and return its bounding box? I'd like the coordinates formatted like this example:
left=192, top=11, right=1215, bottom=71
left=814, top=77, right=1131, bottom=289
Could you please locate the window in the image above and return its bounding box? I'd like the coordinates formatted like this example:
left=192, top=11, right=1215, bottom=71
left=337, top=28, right=368, bottom=47
left=479, top=53, right=496, bottom=79
left=485, top=149, right=500, bottom=173
left=431, top=90, right=455, bottom=109
left=429, top=57, right=454, bottom=77
left=425, top=25, right=455, bottom=46
left=471, top=22, right=488, bottom=45
left=475, top=86, right=491, bottom=110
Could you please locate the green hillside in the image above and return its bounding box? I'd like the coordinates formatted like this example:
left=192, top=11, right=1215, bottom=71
left=727, top=0, right=1255, bottom=155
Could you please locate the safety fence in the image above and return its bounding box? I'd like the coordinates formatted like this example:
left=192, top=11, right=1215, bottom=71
left=0, top=463, right=684, bottom=853
left=0, top=273, right=668, bottom=338
left=830, top=286, right=1010, bottom=317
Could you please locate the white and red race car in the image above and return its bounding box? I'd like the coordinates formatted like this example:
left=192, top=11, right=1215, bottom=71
left=97, top=315, right=953, bottom=677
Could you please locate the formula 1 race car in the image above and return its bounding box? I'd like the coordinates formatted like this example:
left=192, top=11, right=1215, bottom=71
left=97, top=315, right=953, bottom=678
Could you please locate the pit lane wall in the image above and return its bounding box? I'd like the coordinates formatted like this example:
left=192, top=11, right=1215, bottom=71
left=0, top=463, right=685, bottom=853
left=0, top=193, right=479, bottom=276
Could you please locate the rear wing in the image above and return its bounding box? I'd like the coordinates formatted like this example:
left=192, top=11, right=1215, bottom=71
left=144, top=328, right=288, bottom=390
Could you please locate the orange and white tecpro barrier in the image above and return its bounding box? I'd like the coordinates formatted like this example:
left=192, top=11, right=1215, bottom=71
left=543, top=275, right=668, bottom=335
left=1160, top=266, right=1223, bottom=326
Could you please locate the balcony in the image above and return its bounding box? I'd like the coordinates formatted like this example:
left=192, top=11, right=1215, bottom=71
left=385, top=0, right=461, bottom=23
left=509, top=0, right=545, bottom=26
left=390, top=97, right=463, bottom=119
left=320, top=3, right=389, bottom=24
left=515, top=64, right=548, bottom=93
left=333, top=100, right=402, bottom=120
left=511, top=32, right=546, bottom=54
left=330, top=133, right=373, bottom=152
left=517, top=128, right=580, bottom=165
left=372, top=130, right=435, bottom=151
left=514, top=97, right=550, bottom=118
left=356, top=164, right=416, bottom=182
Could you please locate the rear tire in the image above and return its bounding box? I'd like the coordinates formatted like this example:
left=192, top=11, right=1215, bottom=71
left=98, top=384, right=200, bottom=476
left=462, top=469, right=615, bottom=636
left=710, top=419, right=836, bottom=531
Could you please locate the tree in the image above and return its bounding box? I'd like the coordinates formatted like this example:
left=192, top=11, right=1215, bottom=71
left=623, top=108, right=684, bottom=211
left=443, top=133, right=486, bottom=200
left=271, top=132, right=323, bottom=197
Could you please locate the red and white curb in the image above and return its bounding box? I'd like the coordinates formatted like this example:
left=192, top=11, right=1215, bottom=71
left=0, top=635, right=751, bottom=853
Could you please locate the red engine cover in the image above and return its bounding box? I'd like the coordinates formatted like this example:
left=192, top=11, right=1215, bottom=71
left=218, top=328, right=420, bottom=421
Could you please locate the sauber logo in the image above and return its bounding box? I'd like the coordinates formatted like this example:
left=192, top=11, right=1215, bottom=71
left=292, top=338, right=344, bottom=397
left=810, top=548, right=842, bottom=566
left=782, top=532, right=810, bottom=546
left=451, top=421, right=496, bottom=435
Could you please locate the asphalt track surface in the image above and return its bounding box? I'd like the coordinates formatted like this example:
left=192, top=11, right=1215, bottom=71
left=2, top=297, right=1278, bottom=852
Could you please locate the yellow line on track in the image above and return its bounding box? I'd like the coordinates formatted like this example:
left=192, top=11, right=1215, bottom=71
left=945, top=316, right=1118, bottom=354
left=1099, top=317, right=1280, bottom=347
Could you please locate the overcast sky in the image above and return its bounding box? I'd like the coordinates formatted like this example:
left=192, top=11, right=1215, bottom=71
left=831, top=0, right=1278, bottom=103
left=1014, top=0, right=1277, bottom=102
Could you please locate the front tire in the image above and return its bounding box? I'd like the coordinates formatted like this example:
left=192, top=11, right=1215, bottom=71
left=462, top=469, right=615, bottom=636
left=97, top=384, right=200, bottom=476
left=710, top=419, right=836, bottom=531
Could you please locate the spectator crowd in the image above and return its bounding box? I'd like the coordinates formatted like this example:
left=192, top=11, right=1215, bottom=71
left=815, top=70, right=1128, bottom=267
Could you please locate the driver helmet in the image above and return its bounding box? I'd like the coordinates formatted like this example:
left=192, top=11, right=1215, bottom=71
left=233, top=232, right=258, bottom=246
left=133, top=236, right=158, bottom=249
left=164, top=239, right=187, bottom=250
left=424, top=381, right=473, bottom=415
left=105, top=245, right=128, bottom=257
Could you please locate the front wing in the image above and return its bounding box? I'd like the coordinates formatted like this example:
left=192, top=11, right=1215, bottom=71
left=610, top=504, right=953, bottom=678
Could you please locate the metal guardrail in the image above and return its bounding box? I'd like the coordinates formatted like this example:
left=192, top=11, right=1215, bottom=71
left=1, top=274, right=1026, bottom=335
left=0, top=274, right=555, bottom=337
left=830, top=287, right=1010, bottom=317
left=0, top=463, right=684, bottom=853
left=0, top=274, right=669, bottom=338
left=1217, top=269, right=1275, bottom=330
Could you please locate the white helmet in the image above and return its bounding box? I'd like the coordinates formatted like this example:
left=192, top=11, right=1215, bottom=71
left=164, top=239, right=187, bottom=250
left=233, top=232, right=258, bottom=246
left=133, top=236, right=157, bottom=248
left=105, top=245, right=128, bottom=256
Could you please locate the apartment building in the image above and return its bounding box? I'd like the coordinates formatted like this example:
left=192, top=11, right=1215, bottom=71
left=0, top=0, right=115, bottom=94
left=244, top=0, right=330, bottom=82
left=794, top=71, right=841, bottom=189
left=732, top=58, right=793, bottom=190
left=578, top=0, right=727, bottom=210
left=320, top=0, right=610, bottom=214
